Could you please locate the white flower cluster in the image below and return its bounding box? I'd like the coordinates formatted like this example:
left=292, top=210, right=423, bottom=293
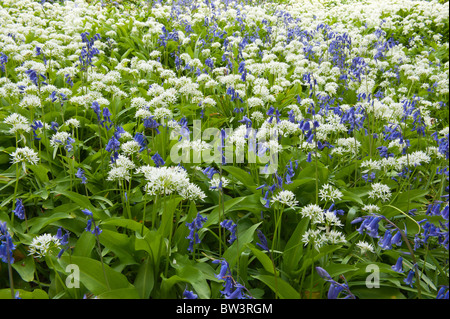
left=137, top=165, right=206, bottom=201
left=10, top=146, right=39, bottom=169
left=28, top=234, right=61, bottom=258
left=271, top=190, right=298, bottom=208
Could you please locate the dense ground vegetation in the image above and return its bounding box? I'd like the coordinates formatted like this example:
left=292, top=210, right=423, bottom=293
left=0, top=0, right=448, bottom=299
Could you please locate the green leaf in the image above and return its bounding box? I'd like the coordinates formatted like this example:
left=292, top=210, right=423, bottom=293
left=97, top=288, right=141, bottom=299
left=222, top=166, right=256, bottom=188
left=102, top=217, right=150, bottom=236
left=135, top=230, right=166, bottom=266
left=339, top=190, right=364, bottom=205
left=252, top=274, right=300, bottom=299
left=29, top=164, right=49, bottom=183
left=52, top=190, right=109, bottom=220
left=98, top=229, right=137, bottom=266
left=222, top=222, right=261, bottom=268
left=73, top=231, right=96, bottom=257
left=322, top=263, right=358, bottom=278
left=0, top=288, right=49, bottom=299
left=248, top=244, right=276, bottom=275
left=11, top=256, right=36, bottom=282
left=176, top=264, right=211, bottom=299
left=58, top=256, right=137, bottom=296
left=160, top=275, right=188, bottom=299
left=134, top=257, right=155, bottom=299
left=282, top=217, right=309, bottom=275
left=351, top=286, right=406, bottom=299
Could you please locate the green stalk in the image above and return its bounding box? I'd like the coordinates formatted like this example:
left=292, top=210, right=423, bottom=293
left=152, top=195, right=158, bottom=229
left=12, top=162, right=20, bottom=225
left=141, top=194, right=147, bottom=236
left=92, top=219, right=110, bottom=291
left=47, top=255, right=71, bottom=297
left=6, top=243, right=15, bottom=299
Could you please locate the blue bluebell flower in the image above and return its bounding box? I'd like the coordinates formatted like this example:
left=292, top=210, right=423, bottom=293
left=78, top=32, right=101, bottom=71
left=82, top=209, right=102, bottom=236
left=82, top=208, right=93, bottom=217
left=56, top=227, right=70, bottom=259
left=13, top=198, right=25, bottom=220
left=436, top=286, right=449, bottom=299
left=151, top=152, right=165, bottom=167
left=315, top=266, right=355, bottom=299
left=25, top=69, right=46, bottom=87
left=0, top=222, right=16, bottom=264
left=202, top=166, right=218, bottom=179
left=212, top=259, right=251, bottom=299
left=75, top=168, right=87, bottom=184
left=256, top=229, right=269, bottom=251
left=220, top=219, right=237, bottom=244
left=143, top=116, right=160, bottom=134
left=133, top=133, right=147, bottom=152
left=50, top=121, right=59, bottom=132
left=392, top=256, right=404, bottom=273
left=183, top=288, right=198, bottom=299
left=185, top=213, right=207, bottom=252
left=31, top=120, right=43, bottom=140
left=105, top=136, right=120, bottom=153
left=100, top=107, right=113, bottom=130
left=404, top=269, right=415, bottom=287
left=65, top=74, right=73, bottom=87
left=351, top=215, right=381, bottom=238
left=91, top=101, right=102, bottom=122
left=378, top=228, right=393, bottom=249
left=0, top=52, right=7, bottom=72
left=65, top=136, right=76, bottom=152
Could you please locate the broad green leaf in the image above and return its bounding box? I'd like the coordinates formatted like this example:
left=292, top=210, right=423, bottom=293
left=282, top=217, right=309, bottom=275
left=58, top=256, right=137, bottom=296
left=98, top=229, right=137, bottom=266
left=222, top=222, right=261, bottom=268
left=134, top=257, right=154, bottom=299
left=135, top=230, right=166, bottom=267
left=351, top=286, right=406, bottom=299
left=160, top=275, right=188, bottom=299
left=73, top=231, right=96, bottom=258
left=248, top=244, right=276, bottom=275
left=29, top=164, right=49, bottom=183
left=11, top=256, right=36, bottom=282
left=252, top=274, right=300, bottom=299
left=102, top=217, right=150, bottom=236
left=0, top=288, right=48, bottom=299
left=176, top=264, right=211, bottom=299
left=97, top=288, right=140, bottom=299
left=52, top=190, right=108, bottom=220
left=222, top=166, right=256, bottom=188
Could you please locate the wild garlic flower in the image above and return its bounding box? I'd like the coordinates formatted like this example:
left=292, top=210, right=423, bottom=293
left=356, top=241, right=375, bottom=254
left=10, top=146, right=39, bottom=170
left=209, top=176, right=230, bottom=191
left=178, top=183, right=207, bottom=202
left=28, top=234, right=61, bottom=258
left=64, top=118, right=80, bottom=128
left=271, top=190, right=298, bottom=208
left=50, top=131, right=73, bottom=149
left=137, top=165, right=205, bottom=200
left=361, top=204, right=381, bottom=214
left=302, top=229, right=324, bottom=249
left=368, top=183, right=392, bottom=202
left=120, top=140, right=141, bottom=156
left=3, top=113, right=31, bottom=135
left=322, top=230, right=347, bottom=245
left=319, top=184, right=343, bottom=202
left=300, top=204, right=324, bottom=224
left=106, top=154, right=135, bottom=182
